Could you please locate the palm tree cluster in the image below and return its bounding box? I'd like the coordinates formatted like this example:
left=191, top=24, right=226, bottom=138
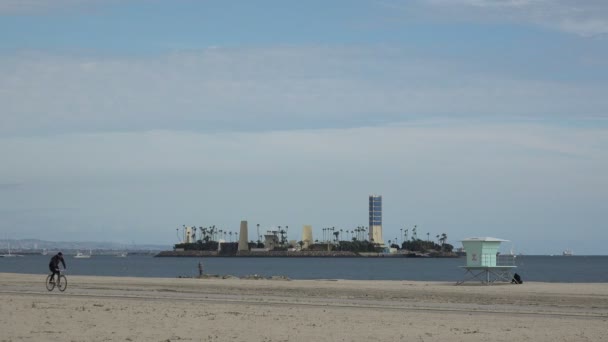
left=173, top=224, right=453, bottom=254
left=174, top=225, right=241, bottom=251
left=320, top=226, right=369, bottom=243
left=401, top=232, right=453, bottom=253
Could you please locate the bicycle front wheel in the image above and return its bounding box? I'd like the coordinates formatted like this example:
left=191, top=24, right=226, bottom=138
left=45, top=274, right=55, bottom=291
left=58, top=275, right=67, bottom=292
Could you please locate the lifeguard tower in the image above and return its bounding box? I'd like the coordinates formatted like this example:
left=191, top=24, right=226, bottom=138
left=456, top=237, right=516, bottom=285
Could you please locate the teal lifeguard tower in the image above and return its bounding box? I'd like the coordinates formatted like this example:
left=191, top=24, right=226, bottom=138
left=456, top=237, right=516, bottom=285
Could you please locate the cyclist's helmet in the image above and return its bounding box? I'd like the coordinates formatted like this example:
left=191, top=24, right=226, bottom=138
left=57, top=252, right=63, bottom=256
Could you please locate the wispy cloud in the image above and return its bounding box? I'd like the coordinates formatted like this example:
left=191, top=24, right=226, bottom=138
left=414, top=0, right=608, bottom=37
left=1, top=47, right=606, bottom=136
left=0, top=0, right=119, bottom=14
left=0, top=182, right=22, bottom=190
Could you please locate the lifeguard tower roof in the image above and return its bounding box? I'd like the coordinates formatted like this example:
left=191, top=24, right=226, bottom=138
left=460, top=237, right=510, bottom=268
left=461, top=237, right=509, bottom=242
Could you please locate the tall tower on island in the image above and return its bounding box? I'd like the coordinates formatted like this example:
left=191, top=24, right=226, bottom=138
left=238, top=220, right=249, bottom=251
left=369, top=195, right=384, bottom=245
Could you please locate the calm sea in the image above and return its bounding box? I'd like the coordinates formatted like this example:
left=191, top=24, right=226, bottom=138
left=1, top=255, right=606, bottom=283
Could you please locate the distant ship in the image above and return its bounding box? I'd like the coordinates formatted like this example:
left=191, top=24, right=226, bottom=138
left=507, top=247, right=517, bottom=258
left=0, top=243, right=23, bottom=258
left=74, top=249, right=92, bottom=259
left=563, top=249, right=573, bottom=256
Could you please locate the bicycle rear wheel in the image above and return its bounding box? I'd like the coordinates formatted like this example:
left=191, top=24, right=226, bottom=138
left=58, top=275, right=67, bottom=292
left=45, top=274, right=55, bottom=291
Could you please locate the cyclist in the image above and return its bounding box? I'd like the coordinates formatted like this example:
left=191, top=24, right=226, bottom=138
left=48, top=252, right=66, bottom=284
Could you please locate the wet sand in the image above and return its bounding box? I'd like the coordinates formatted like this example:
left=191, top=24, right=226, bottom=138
left=1, top=273, right=607, bottom=341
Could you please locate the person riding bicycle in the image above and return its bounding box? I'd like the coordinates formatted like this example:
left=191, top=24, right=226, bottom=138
left=48, top=252, right=66, bottom=284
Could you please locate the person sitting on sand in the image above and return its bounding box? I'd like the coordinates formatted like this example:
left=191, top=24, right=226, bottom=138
left=48, top=252, right=66, bottom=284
left=511, top=273, right=523, bottom=284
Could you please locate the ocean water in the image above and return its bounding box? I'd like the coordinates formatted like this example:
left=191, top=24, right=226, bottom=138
left=1, top=255, right=606, bottom=283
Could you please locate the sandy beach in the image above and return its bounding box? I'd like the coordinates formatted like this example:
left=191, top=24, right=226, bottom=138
left=1, top=273, right=607, bottom=342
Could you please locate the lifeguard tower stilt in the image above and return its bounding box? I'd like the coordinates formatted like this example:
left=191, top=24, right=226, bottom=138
left=456, top=237, right=516, bottom=285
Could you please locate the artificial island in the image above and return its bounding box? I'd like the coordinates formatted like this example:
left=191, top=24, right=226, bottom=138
left=156, top=195, right=458, bottom=258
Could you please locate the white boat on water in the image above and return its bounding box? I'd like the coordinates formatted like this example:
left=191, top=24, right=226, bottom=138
left=563, top=249, right=573, bottom=256
left=116, top=252, right=127, bottom=258
left=506, top=247, right=517, bottom=258
left=0, top=243, right=23, bottom=258
left=74, top=249, right=92, bottom=258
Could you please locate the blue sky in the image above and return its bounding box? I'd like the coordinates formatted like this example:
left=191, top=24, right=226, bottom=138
left=1, top=0, right=607, bottom=254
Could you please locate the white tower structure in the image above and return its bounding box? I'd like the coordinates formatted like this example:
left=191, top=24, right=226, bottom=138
left=238, top=220, right=249, bottom=251
left=185, top=226, right=193, bottom=243
left=302, top=225, right=313, bottom=249
left=369, top=195, right=384, bottom=245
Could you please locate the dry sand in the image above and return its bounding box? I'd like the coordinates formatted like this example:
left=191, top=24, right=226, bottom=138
left=1, top=272, right=607, bottom=342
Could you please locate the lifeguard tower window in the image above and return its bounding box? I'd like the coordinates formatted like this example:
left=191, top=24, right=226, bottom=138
left=456, top=237, right=517, bottom=285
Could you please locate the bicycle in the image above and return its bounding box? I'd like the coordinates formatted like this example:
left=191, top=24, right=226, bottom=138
left=46, top=269, right=67, bottom=292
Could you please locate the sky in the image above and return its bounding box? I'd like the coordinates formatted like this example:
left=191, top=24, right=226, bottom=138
left=1, top=0, right=607, bottom=254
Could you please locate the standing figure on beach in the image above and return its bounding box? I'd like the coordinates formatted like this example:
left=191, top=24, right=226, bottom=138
left=48, top=252, right=66, bottom=284
left=198, top=260, right=204, bottom=277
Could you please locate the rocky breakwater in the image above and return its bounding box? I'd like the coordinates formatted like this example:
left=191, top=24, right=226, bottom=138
left=155, top=250, right=219, bottom=257
left=236, top=250, right=358, bottom=257
left=155, top=250, right=359, bottom=257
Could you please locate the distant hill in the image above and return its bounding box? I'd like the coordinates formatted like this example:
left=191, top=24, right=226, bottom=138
left=1, top=238, right=169, bottom=251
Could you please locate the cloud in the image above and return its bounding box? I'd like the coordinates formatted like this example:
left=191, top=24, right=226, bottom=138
left=1, top=47, right=606, bottom=137
left=0, top=182, right=22, bottom=190
left=0, top=0, right=120, bottom=14
left=418, top=0, right=608, bottom=36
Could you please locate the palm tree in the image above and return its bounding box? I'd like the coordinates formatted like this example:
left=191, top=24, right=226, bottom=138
left=427, top=232, right=430, bottom=241
left=340, top=229, right=343, bottom=241
left=205, top=226, right=210, bottom=241
left=229, top=231, right=233, bottom=242
left=209, top=225, right=216, bottom=241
